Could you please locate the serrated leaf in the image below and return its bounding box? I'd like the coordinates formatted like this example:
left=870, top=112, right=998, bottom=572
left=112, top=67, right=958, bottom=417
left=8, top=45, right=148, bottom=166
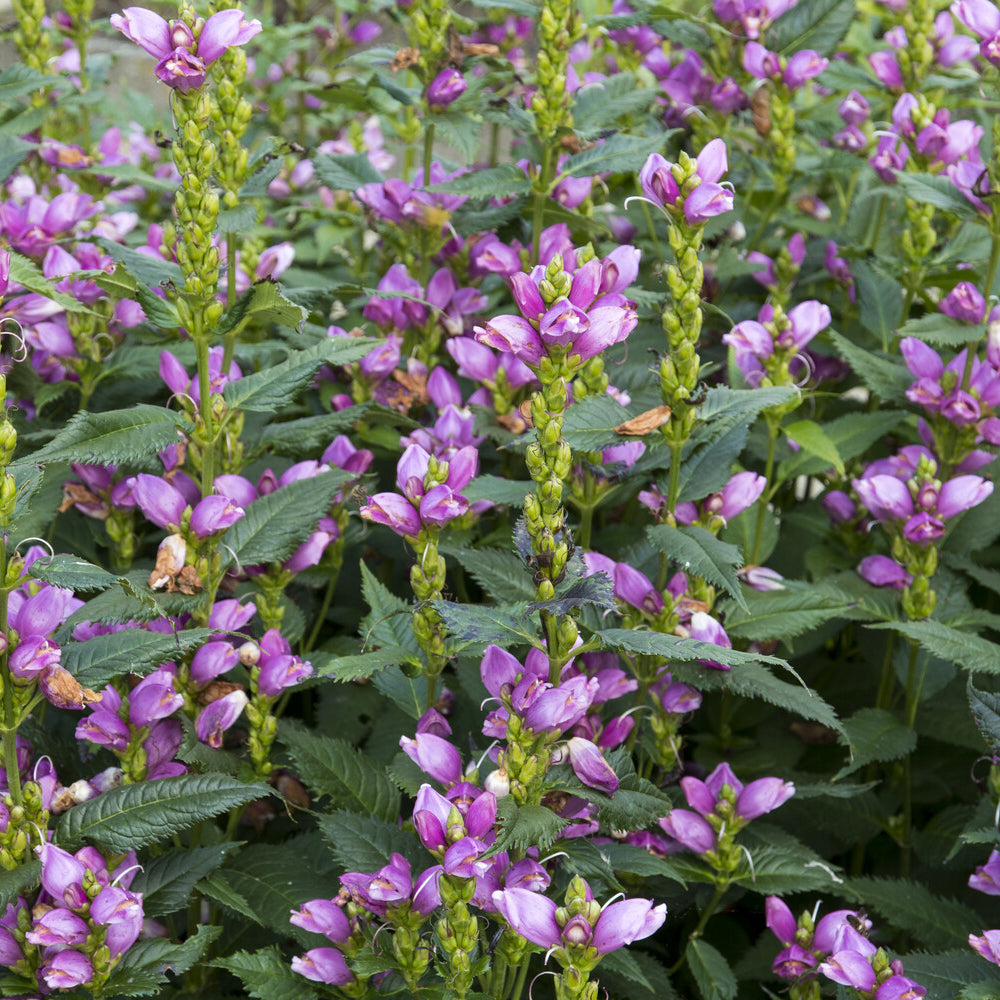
left=216, top=280, right=307, bottom=342
left=462, top=475, right=532, bottom=508
left=217, top=202, right=258, bottom=233
left=849, top=877, right=982, bottom=950
left=105, top=923, right=222, bottom=995
left=828, top=330, right=911, bottom=403
left=599, top=948, right=654, bottom=995
left=428, top=163, right=532, bottom=197
left=18, top=405, right=186, bottom=467
left=597, top=627, right=791, bottom=670
left=530, top=572, right=616, bottom=616
left=737, top=825, right=844, bottom=893
left=64, top=627, right=214, bottom=689
left=224, top=340, right=376, bottom=413
left=0, top=139, right=32, bottom=184
left=313, top=645, right=416, bottom=681
left=572, top=75, right=656, bottom=139
left=28, top=554, right=116, bottom=591
left=562, top=133, right=662, bottom=178
left=0, top=64, right=51, bottom=101
left=280, top=720, right=400, bottom=821
left=945, top=486, right=1000, bottom=551
left=968, top=678, right=1000, bottom=755
left=600, top=842, right=687, bottom=884
left=676, top=424, right=750, bottom=502
left=57, top=774, right=271, bottom=851
left=360, top=560, right=420, bottom=656
left=687, top=938, right=737, bottom=1000
left=486, top=798, right=568, bottom=858
left=258, top=403, right=372, bottom=456
left=960, top=983, right=1000, bottom=1000
left=211, top=946, right=319, bottom=1000
left=97, top=237, right=184, bottom=289
left=783, top=419, right=844, bottom=476
left=898, top=313, right=987, bottom=347
left=646, top=524, right=746, bottom=610
left=0, top=861, right=40, bottom=908
left=94, top=264, right=180, bottom=329
left=223, top=471, right=351, bottom=566
left=723, top=587, right=855, bottom=642
left=562, top=394, right=632, bottom=451
left=772, top=0, right=854, bottom=53
left=870, top=619, right=1000, bottom=675
left=314, top=150, right=385, bottom=190
left=213, top=840, right=342, bottom=942
left=7, top=250, right=94, bottom=313
left=895, top=173, right=978, bottom=219
left=317, top=810, right=421, bottom=872
left=902, top=950, right=1000, bottom=1000
left=431, top=600, right=539, bottom=647
left=439, top=546, right=535, bottom=602
left=89, top=161, right=177, bottom=193
left=197, top=871, right=260, bottom=923
left=131, top=845, right=240, bottom=920
left=836, top=707, right=917, bottom=779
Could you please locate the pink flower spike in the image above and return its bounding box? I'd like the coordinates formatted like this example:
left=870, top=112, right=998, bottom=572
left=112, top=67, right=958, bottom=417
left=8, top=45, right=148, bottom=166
left=196, top=9, right=263, bottom=64
left=110, top=7, right=172, bottom=58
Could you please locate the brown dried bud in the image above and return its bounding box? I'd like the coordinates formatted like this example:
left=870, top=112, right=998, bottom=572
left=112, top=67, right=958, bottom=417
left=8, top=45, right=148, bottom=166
left=391, top=47, right=420, bottom=72
left=615, top=405, right=672, bottom=436
left=175, top=565, right=203, bottom=594
left=198, top=680, right=245, bottom=706
left=149, top=533, right=187, bottom=591
left=274, top=772, right=311, bottom=810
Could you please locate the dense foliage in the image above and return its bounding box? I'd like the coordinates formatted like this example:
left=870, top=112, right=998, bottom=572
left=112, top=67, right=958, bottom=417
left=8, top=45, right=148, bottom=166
left=2, top=0, right=1000, bottom=997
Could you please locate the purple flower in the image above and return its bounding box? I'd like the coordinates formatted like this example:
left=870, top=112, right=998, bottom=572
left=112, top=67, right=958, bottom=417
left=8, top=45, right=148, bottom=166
left=940, top=281, right=987, bottom=323
left=971, top=929, right=1000, bottom=965
left=190, top=494, right=244, bottom=537
left=819, top=950, right=876, bottom=992
left=639, top=153, right=680, bottom=209
left=290, top=899, right=351, bottom=942
left=291, top=948, right=355, bottom=985
left=258, top=653, right=313, bottom=698
left=40, top=949, right=94, bottom=990
left=129, top=671, right=183, bottom=727
left=783, top=49, right=829, bottom=87
left=736, top=776, right=795, bottom=819
left=132, top=473, right=187, bottom=530
left=428, top=67, right=467, bottom=109
left=858, top=555, right=912, bottom=589
left=90, top=885, right=143, bottom=957
left=564, top=737, right=619, bottom=794
left=970, top=849, right=1000, bottom=894
left=400, top=732, right=463, bottom=786
left=493, top=887, right=561, bottom=948
left=658, top=808, right=716, bottom=853
left=36, top=843, right=88, bottom=910
left=952, top=0, right=1000, bottom=65
left=196, top=690, right=248, bottom=748
left=26, top=908, right=90, bottom=947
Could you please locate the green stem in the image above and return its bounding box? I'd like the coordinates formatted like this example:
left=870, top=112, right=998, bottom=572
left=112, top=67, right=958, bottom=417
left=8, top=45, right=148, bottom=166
left=194, top=335, right=215, bottom=499
left=508, top=956, right=531, bottom=1000
left=750, top=419, right=779, bottom=565
left=666, top=440, right=683, bottom=512
left=874, top=631, right=897, bottom=711
left=426, top=671, right=437, bottom=713
left=302, top=566, right=340, bottom=655
left=668, top=882, right=728, bottom=974
left=531, top=146, right=554, bottom=264
left=900, top=639, right=920, bottom=878
left=423, top=121, right=435, bottom=187
left=0, top=538, right=18, bottom=808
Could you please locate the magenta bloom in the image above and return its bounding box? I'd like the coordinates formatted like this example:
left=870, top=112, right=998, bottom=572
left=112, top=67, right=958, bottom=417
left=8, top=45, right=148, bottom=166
left=291, top=948, right=355, bottom=985
left=196, top=690, right=248, bottom=748
left=111, top=7, right=262, bottom=91
left=428, top=67, right=467, bottom=109
left=952, top=0, right=1000, bottom=65
left=971, top=929, right=1000, bottom=966
left=400, top=732, right=463, bottom=786
left=970, top=849, right=1000, bottom=894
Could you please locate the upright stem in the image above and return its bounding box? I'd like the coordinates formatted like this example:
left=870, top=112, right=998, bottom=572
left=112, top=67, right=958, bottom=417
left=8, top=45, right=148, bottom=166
left=194, top=335, right=215, bottom=497
left=0, top=537, right=20, bottom=807
left=751, top=419, right=778, bottom=565
left=900, top=639, right=920, bottom=878
left=423, top=121, right=435, bottom=187
left=531, top=146, right=553, bottom=263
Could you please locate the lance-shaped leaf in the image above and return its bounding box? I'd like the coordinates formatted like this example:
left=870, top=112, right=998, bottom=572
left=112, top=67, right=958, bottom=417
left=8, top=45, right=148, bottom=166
left=429, top=163, right=533, bottom=197
left=835, top=707, right=916, bottom=779
left=28, top=554, right=116, bottom=592
left=94, top=263, right=180, bottom=329
left=898, top=313, right=987, bottom=347
left=6, top=250, right=93, bottom=313
left=222, top=470, right=351, bottom=566
left=97, top=236, right=183, bottom=288
left=314, top=150, right=385, bottom=189
left=131, top=843, right=242, bottom=917
left=827, top=330, right=911, bottom=403
left=280, top=720, right=400, bottom=821
left=895, top=173, right=978, bottom=219
left=968, top=678, right=1000, bottom=755
left=103, top=924, right=221, bottom=997
left=57, top=774, right=272, bottom=851
left=360, top=560, right=421, bottom=656
left=722, top=587, right=856, bottom=642
left=598, top=627, right=789, bottom=670
left=224, top=338, right=380, bottom=413
left=318, top=810, right=423, bottom=872
left=562, top=133, right=662, bottom=177
left=462, top=475, right=533, bottom=508
left=485, top=798, right=568, bottom=859
left=647, top=524, right=747, bottom=610
left=771, top=0, right=854, bottom=54
left=783, top=419, right=844, bottom=476
left=431, top=600, right=541, bottom=648
left=18, top=405, right=187, bottom=467
left=0, top=861, right=40, bottom=909
left=313, top=645, right=418, bottom=682
left=211, top=946, right=319, bottom=1000
left=870, top=620, right=1000, bottom=675
left=63, top=627, right=214, bottom=689
left=529, top=572, right=616, bottom=616
left=687, top=938, right=737, bottom=1000
left=258, top=402, right=373, bottom=456
left=217, top=280, right=307, bottom=342
left=439, top=546, right=535, bottom=602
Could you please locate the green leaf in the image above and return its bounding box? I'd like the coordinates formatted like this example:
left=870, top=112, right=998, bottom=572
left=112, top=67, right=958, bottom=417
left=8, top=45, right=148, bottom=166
left=698, top=385, right=798, bottom=430
left=600, top=842, right=687, bottom=884
left=97, top=237, right=184, bottom=289
left=772, top=0, right=854, bottom=53
left=197, top=871, right=259, bottom=923
left=902, top=951, right=1000, bottom=1000
left=429, top=163, right=533, bottom=198
left=280, top=720, right=400, bottom=821
left=94, top=263, right=180, bottom=330
left=212, top=839, right=342, bottom=941
left=0, top=64, right=51, bottom=102
left=783, top=419, right=844, bottom=476
left=0, top=861, right=40, bottom=908
left=57, top=774, right=271, bottom=851
left=431, top=600, right=540, bottom=647
left=487, top=798, right=568, bottom=858
left=258, top=403, right=372, bottom=456
left=217, top=280, right=307, bottom=342
left=870, top=619, right=1000, bottom=675
left=224, top=340, right=376, bottom=413
left=89, top=161, right=177, bottom=194
left=589, top=780, right=675, bottom=833
left=676, top=424, right=750, bottom=503
left=849, top=877, right=983, bottom=950
left=968, top=677, right=1000, bottom=755
left=131, top=844, right=241, bottom=917
left=105, top=924, right=222, bottom=996
left=530, top=572, right=616, bottom=617
left=18, top=405, right=186, bottom=467
left=313, top=645, right=417, bottom=681
left=0, top=138, right=32, bottom=184
left=687, top=938, right=737, bottom=1000
left=462, top=475, right=532, bottom=508
left=64, top=627, right=214, bottom=689
left=722, top=587, right=855, bottom=642
left=598, top=627, right=791, bottom=671
left=317, top=810, right=420, bottom=872
left=895, top=173, right=979, bottom=219
left=223, top=470, right=352, bottom=566
left=360, top=560, right=420, bottom=656
left=572, top=74, right=657, bottom=139
left=599, top=949, right=654, bottom=995
left=212, top=946, right=319, bottom=1000
left=737, top=825, right=845, bottom=893
left=960, top=983, right=1000, bottom=1000
left=28, top=554, right=116, bottom=592
left=561, top=393, right=634, bottom=451
left=945, top=486, right=1000, bottom=551
left=898, top=313, right=987, bottom=347
left=828, top=330, right=911, bottom=402
left=836, top=707, right=917, bottom=779
left=313, top=150, right=384, bottom=189
left=439, top=546, right=535, bottom=602
left=7, top=250, right=93, bottom=313
left=646, top=524, right=747, bottom=609
left=562, top=133, right=663, bottom=178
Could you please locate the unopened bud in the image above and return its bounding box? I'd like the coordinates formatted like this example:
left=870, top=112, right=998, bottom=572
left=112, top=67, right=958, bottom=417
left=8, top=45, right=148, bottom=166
left=238, top=641, right=260, bottom=666
left=484, top=767, right=510, bottom=798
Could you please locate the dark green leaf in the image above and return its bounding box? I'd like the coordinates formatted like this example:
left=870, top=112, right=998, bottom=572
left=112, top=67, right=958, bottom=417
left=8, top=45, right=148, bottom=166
left=0, top=138, right=32, bottom=184
left=676, top=424, right=750, bottom=502
left=530, top=572, right=616, bottom=616
left=216, top=280, right=307, bottom=342
left=105, top=924, right=222, bottom=996
left=598, top=627, right=791, bottom=670
left=737, top=825, right=845, bottom=893
left=836, top=707, right=917, bottom=779
left=902, top=950, right=1000, bottom=1000
left=462, top=475, right=532, bottom=508
left=429, top=163, right=533, bottom=197
left=431, top=600, right=540, bottom=647
left=7, top=250, right=94, bottom=313
left=772, top=0, right=854, bottom=54
left=828, top=330, right=912, bottom=402
left=280, top=720, right=400, bottom=820
left=722, top=587, right=856, bottom=642
left=647, top=524, right=746, bottom=609
left=898, top=313, right=987, bottom=347
left=0, top=861, right=40, bottom=909
left=572, top=75, right=657, bottom=139
left=317, top=810, right=421, bottom=872
left=687, top=938, right=737, bottom=1000
left=223, top=471, right=352, bottom=566
left=28, top=554, right=115, bottom=592
left=313, top=645, right=417, bottom=681
left=968, top=678, right=1000, bottom=755
left=131, top=844, right=241, bottom=917
left=258, top=403, right=371, bottom=456
left=97, top=237, right=184, bottom=289
left=600, top=842, right=687, bottom=884
left=895, top=173, right=979, bottom=219
left=18, top=405, right=186, bottom=467
left=313, top=151, right=384, bottom=189
left=94, top=264, right=180, bottom=329
left=0, top=64, right=51, bottom=101
left=870, top=619, right=1000, bottom=675
left=486, top=798, right=568, bottom=858
left=783, top=419, right=844, bottom=476
left=360, top=560, right=420, bottom=656
left=698, top=385, right=798, bottom=428
left=64, top=627, right=214, bottom=689
left=562, top=133, right=663, bottom=178
left=849, top=877, right=983, bottom=950
left=212, top=946, right=319, bottom=1000
left=57, top=774, right=271, bottom=851
left=562, top=393, right=634, bottom=451
left=439, top=546, right=535, bottom=602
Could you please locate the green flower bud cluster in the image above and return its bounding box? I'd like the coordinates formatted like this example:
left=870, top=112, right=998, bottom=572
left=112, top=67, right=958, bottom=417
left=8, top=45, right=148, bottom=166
left=437, top=874, right=480, bottom=997
left=552, top=877, right=603, bottom=1000
left=895, top=0, right=937, bottom=87
left=407, top=0, right=452, bottom=76
left=11, top=0, right=52, bottom=83
left=901, top=199, right=936, bottom=267
left=0, top=781, right=49, bottom=869
left=211, top=47, right=253, bottom=211
left=385, top=903, right=431, bottom=991
left=0, top=376, right=18, bottom=530
left=766, top=85, right=797, bottom=191
left=530, top=0, right=580, bottom=141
